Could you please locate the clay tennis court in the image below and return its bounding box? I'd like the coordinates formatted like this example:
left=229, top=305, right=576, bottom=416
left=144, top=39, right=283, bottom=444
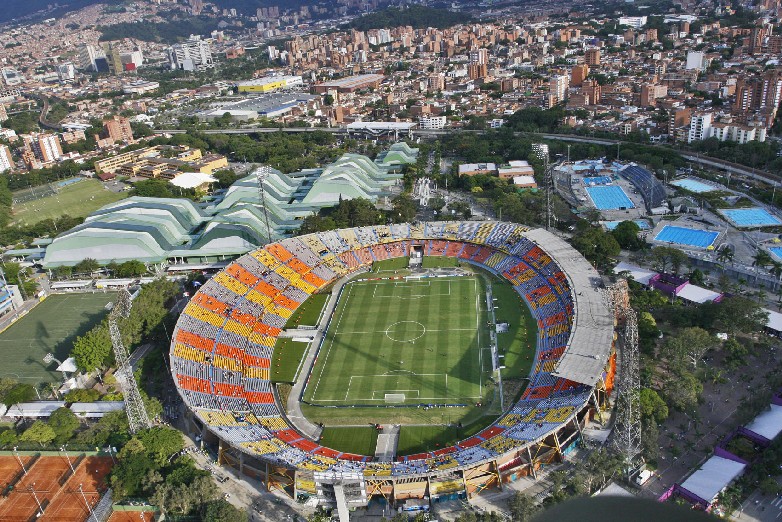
left=107, top=511, right=156, bottom=522
left=0, top=455, right=113, bottom=521
left=0, top=455, right=31, bottom=492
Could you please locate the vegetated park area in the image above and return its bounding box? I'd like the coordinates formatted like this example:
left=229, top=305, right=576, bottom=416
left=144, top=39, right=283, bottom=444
left=283, top=257, right=537, bottom=456
left=0, top=293, right=114, bottom=384
left=11, top=178, right=126, bottom=226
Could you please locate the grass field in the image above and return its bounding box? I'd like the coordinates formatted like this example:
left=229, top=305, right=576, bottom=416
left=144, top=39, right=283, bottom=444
left=421, top=256, right=460, bottom=268
left=492, top=280, right=538, bottom=380
left=318, top=427, right=379, bottom=455
left=284, top=293, right=328, bottom=328
left=12, top=179, right=126, bottom=226
left=270, top=338, right=309, bottom=383
left=0, top=293, right=115, bottom=384
left=304, top=275, right=489, bottom=406
left=372, top=257, right=409, bottom=271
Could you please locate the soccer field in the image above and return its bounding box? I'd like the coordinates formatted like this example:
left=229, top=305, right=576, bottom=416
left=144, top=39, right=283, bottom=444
left=0, top=293, right=115, bottom=384
left=12, top=179, right=126, bottom=226
left=304, top=276, right=488, bottom=406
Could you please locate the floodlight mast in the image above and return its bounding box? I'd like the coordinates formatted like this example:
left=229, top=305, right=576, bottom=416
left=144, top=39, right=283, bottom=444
left=604, top=280, right=642, bottom=473
left=109, top=289, right=151, bottom=434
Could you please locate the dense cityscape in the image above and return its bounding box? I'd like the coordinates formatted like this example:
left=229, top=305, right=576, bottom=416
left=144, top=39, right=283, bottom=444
left=1, top=0, right=782, bottom=521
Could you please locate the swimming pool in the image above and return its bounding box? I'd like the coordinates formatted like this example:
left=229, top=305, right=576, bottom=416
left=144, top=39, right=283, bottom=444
left=583, top=176, right=612, bottom=186
left=670, top=178, right=716, bottom=194
left=604, top=220, right=651, bottom=231
left=586, top=185, right=635, bottom=210
left=654, top=225, right=719, bottom=248
left=720, top=208, right=782, bottom=227
left=770, top=247, right=782, bottom=260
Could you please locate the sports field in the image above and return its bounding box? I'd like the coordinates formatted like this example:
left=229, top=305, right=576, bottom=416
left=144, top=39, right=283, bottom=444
left=12, top=179, right=126, bottom=226
left=304, top=275, right=489, bottom=406
left=0, top=293, right=115, bottom=384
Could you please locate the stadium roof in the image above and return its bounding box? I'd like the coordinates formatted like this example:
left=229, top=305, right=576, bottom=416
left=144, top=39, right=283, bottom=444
left=678, top=455, right=746, bottom=504
left=525, top=229, right=614, bottom=386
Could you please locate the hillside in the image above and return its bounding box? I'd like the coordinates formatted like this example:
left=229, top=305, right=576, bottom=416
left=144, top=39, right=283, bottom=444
left=0, top=0, right=105, bottom=24
left=344, top=6, right=472, bottom=31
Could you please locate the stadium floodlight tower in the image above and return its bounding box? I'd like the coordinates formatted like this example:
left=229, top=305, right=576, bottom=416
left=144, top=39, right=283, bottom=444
left=109, top=288, right=151, bottom=434
left=532, top=143, right=555, bottom=231
left=255, top=165, right=274, bottom=245
left=604, top=280, right=642, bottom=474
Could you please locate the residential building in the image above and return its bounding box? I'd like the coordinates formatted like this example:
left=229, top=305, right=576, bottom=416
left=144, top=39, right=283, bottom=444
left=685, top=51, right=706, bottom=71
left=418, top=116, right=447, bottom=129
left=571, top=64, right=589, bottom=87
left=102, top=116, right=134, bottom=143
left=549, top=75, right=569, bottom=104
left=168, top=35, right=214, bottom=72
left=585, top=48, right=601, bottom=66
left=688, top=113, right=712, bottom=143
left=618, top=16, right=647, bottom=28
left=23, top=133, right=62, bottom=164
left=0, top=145, right=13, bottom=173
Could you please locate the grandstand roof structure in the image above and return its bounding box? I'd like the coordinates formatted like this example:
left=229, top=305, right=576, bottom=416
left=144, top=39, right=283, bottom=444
left=41, top=145, right=417, bottom=268
left=169, top=221, right=616, bottom=486
left=528, top=229, right=614, bottom=386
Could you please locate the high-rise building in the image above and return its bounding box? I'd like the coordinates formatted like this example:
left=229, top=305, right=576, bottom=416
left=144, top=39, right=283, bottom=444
left=0, top=103, right=7, bottom=123
left=733, top=71, right=782, bottom=115
left=581, top=79, right=601, bottom=105
left=102, top=116, right=134, bottom=143
left=570, top=64, right=589, bottom=87
left=168, top=35, right=214, bottom=71
left=549, top=75, right=569, bottom=104
left=469, top=48, right=489, bottom=65
left=688, top=113, right=712, bottom=143
left=79, top=44, right=105, bottom=71
left=585, top=48, right=601, bottom=66
left=0, top=145, right=13, bottom=173
left=103, top=42, right=123, bottom=75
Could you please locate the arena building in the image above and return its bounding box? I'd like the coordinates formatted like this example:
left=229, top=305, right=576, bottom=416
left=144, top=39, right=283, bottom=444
left=41, top=144, right=417, bottom=268
left=169, top=221, right=616, bottom=512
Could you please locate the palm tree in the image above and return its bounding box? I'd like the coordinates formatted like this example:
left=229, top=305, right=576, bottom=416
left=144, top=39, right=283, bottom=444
left=716, top=245, right=733, bottom=272
left=752, top=249, right=773, bottom=283
left=771, top=260, right=782, bottom=292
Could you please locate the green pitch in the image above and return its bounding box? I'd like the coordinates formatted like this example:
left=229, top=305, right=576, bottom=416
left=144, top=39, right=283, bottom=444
left=0, top=293, right=115, bottom=384
left=304, top=276, right=489, bottom=406
left=12, top=179, right=126, bottom=226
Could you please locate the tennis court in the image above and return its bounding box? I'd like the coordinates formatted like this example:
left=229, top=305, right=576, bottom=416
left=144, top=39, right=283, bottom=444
left=654, top=225, right=719, bottom=248
left=586, top=185, right=635, bottom=210
left=583, top=176, right=612, bottom=186
left=671, top=178, right=716, bottom=193
left=720, top=207, right=782, bottom=227
left=604, top=220, right=650, bottom=231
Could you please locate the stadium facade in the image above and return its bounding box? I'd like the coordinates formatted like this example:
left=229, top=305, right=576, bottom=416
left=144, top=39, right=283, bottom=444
left=40, top=144, right=417, bottom=268
left=169, top=221, right=616, bottom=509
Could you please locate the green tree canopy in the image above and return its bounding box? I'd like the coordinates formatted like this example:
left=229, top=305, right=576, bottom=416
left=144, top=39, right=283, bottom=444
left=201, top=499, right=248, bottom=522
left=20, top=421, right=56, bottom=447
left=48, top=407, right=80, bottom=444
left=639, top=388, right=669, bottom=423
left=72, top=326, right=112, bottom=373
left=2, top=383, right=36, bottom=407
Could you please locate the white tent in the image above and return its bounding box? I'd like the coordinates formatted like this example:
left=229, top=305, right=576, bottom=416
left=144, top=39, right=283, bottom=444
left=613, top=262, right=656, bottom=285
left=679, top=455, right=746, bottom=504
left=744, top=404, right=782, bottom=442
left=675, top=284, right=722, bottom=304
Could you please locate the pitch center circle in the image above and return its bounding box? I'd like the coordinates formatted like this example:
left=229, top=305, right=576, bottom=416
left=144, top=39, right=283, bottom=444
left=385, top=321, right=426, bottom=343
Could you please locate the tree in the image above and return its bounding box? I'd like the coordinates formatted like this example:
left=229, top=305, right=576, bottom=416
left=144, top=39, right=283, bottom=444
left=73, top=258, right=100, bottom=274
left=65, top=388, right=101, bottom=402
left=689, top=268, right=705, bottom=286
left=641, top=418, right=660, bottom=462
left=2, top=383, right=35, bottom=407
left=679, top=327, right=713, bottom=368
left=48, top=407, right=80, bottom=444
left=639, top=388, right=668, bottom=423
left=706, top=296, right=768, bottom=335
left=71, top=325, right=113, bottom=373
left=20, top=421, right=56, bottom=447
left=507, top=491, right=538, bottom=522
left=201, top=499, right=248, bottom=522
left=116, top=260, right=147, bottom=277
left=752, top=249, right=773, bottom=282
left=392, top=194, right=417, bottom=222
left=716, top=245, right=734, bottom=270
left=131, top=179, right=174, bottom=198
left=137, top=427, right=184, bottom=466
left=429, top=195, right=446, bottom=212
left=111, top=452, right=157, bottom=499
left=611, top=220, right=642, bottom=250
left=571, top=226, right=620, bottom=266
left=650, top=246, right=688, bottom=274
left=663, top=369, right=702, bottom=411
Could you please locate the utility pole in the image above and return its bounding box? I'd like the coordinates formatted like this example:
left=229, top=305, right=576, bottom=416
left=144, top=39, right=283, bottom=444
left=256, top=165, right=273, bottom=245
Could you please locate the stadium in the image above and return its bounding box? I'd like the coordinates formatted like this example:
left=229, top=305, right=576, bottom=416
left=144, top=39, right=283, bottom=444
left=169, top=221, right=617, bottom=511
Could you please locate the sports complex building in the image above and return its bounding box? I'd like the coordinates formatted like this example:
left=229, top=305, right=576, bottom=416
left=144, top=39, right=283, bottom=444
left=169, top=221, right=617, bottom=512
left=40, top=144, right=417, bottom=269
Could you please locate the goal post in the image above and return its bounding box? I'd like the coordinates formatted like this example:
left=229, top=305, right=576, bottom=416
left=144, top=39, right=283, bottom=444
left=384, top=393, right=406, bottom=403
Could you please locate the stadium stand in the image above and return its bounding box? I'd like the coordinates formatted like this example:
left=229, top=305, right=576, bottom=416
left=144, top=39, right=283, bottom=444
left=620, top=164, right=667, bottom=210
left=170, top=221, right=613, bottom=482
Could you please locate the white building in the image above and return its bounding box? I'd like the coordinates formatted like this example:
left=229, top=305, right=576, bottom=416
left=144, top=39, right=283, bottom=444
left=78, top=44, right=104, bottom=71
left=0, top=145, right=13, bottom=173
left=168, top=35, right=214, bottom=72
left=618, top=16, right=648, bottom=28
left=122, top=81, right=160, bottom=95
left=549, top=75, right=569, bottom=104
left=688, top=113, right=712, bottom=143
left=418, top=116, right=447, bottom=129
left=685, top=51, right=706, bottom=71
left=57, top=63, right=76, bottom=82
